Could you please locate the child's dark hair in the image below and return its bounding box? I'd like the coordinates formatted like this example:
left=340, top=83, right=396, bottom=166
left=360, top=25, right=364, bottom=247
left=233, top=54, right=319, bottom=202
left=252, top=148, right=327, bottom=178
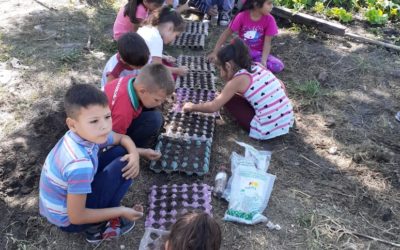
left=142, top=6, right=185, bottom=32
left=124, top=0, right=164, bottom=24
left=137, top=64, right=175, bottom=95
left=217, top=38, right=253, bottom=73
left=241, top=0, right=271, bottom=12
left=118, top=32, right=150, bottom=66
left=64, top=84, right=108, bottom=119
left=165, top=211, right=221, bottom=250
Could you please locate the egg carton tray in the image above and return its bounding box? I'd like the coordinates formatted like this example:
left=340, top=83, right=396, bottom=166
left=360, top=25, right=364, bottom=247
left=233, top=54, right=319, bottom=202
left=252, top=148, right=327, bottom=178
left=184, top=21, right=209, bottom=35
left=150, top=136, right=212, bottom=176
left=163, top=111, right=215, bottom=141
left=172, top=88, right=217, bottom=115
left=145, top=183, right=212, bottom=229
left=172, top=33, right=205, bottom=49
left=176, top=71, right=215, bottom=90
left=177, top=55, right=215, bottom=72
left=138, top=227, right=169, bottom=250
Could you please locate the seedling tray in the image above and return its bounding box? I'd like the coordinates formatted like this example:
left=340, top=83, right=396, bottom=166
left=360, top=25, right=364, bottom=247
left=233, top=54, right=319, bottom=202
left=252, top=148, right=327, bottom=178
left=163, top=111, right=215, bottom=141
left=150, top=136, right=212, bottom=176
left=138, top=227, right=169, bottom=250
left=177, top=55, right=215, bottom=72
left=172, top=88, right=216, bottom=113
left=176, top=71, right=215, bottom=90
left=184, top=21, right=209, bottom=36
left=145, top=183, right=212, bottom=229
left=172, top=33, right=205, bottom=49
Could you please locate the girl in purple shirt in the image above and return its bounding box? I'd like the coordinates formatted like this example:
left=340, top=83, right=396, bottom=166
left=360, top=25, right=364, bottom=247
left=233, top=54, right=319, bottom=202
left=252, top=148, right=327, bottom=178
left=208, top=0, right=284, bottom=73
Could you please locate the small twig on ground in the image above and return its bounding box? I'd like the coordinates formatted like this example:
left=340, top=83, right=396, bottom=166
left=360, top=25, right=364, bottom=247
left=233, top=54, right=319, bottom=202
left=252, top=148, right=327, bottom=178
left=84, top=35, right=92, bottom=51
left=290, top=188, right=311, bottom=198
left=33, top=33, right=56, bottom=41
left=33, top=0, right=57, bottom=11
left=359, top=212, right=400, bottom=238
left=300, top=154, right=322, bottom=168
left=332, top=226, right=400, bottom=247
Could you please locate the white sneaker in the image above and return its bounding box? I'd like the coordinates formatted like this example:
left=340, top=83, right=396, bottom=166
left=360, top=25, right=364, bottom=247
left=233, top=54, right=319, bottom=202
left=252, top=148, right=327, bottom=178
left=218, top=11, right=231, bottom=26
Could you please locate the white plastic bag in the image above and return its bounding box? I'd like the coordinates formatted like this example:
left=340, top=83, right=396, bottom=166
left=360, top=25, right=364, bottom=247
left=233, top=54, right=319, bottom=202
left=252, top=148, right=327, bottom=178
left=223, top=141, right=276, bottom=225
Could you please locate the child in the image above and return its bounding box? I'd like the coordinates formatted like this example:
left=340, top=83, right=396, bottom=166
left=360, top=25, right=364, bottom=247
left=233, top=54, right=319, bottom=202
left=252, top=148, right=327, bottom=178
left=137, top=6, right=188, bottom=77
left=164, top=211, right=221, bottom=250
left=39, top=84, right=144, bottom=243
left=208, top=0, right=284, bottom=73
left=184, top=38, right=293, bottom=140
left=101, top=32, right=150, bottom=89
left=104, top=63, right=174, bottom=155
left=113, top=0, right=164, bottom=40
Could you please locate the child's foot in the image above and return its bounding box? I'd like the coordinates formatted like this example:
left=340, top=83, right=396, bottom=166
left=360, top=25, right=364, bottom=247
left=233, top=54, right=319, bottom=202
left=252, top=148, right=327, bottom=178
left=102, top=217, right=135, bottom=240
left=85, top=222, right=107, bottom=244
left=218, top=11, right=231, bottom=26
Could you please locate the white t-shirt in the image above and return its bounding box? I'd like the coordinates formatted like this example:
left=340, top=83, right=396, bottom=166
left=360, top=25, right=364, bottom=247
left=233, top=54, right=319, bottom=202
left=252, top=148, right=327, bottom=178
left=137, top=26, right=163, bottom=61
left=101, top=53, right=138, bottom=89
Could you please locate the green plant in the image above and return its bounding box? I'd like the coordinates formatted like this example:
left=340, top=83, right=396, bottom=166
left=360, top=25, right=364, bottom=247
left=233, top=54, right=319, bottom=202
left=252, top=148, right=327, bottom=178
left=326, top=7, right=354, bottom=22
left=313, top=1, right=325, bottom=13
left=295, top=80, right=322, bottom=99
left=365, top=7, right=388, bottom=24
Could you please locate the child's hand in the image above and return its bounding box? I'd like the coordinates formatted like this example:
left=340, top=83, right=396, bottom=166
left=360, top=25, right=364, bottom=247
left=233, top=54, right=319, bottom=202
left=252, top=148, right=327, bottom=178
left=120, top=152, right=140, bottom=179
left=176, top=66, right=188, bottom=76
left=121, top=205, right=144, bottom=221
left=182, top=102, right=194, bottom=112
left=207, top=52, right=217, bottom=63
left=141, top=149, right=162, bottom=160
left=207, top=6, right=218, bottom=16
left=164, top=55, right=176, bottom=63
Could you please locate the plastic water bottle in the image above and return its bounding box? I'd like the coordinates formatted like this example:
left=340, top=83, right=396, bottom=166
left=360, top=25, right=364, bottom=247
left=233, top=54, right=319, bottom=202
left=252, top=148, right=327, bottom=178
left=214, top=170, right=228, bottom=198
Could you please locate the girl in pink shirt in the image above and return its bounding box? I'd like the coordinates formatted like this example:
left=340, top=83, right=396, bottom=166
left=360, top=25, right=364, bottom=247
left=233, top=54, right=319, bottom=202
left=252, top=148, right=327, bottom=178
left=208, top=0, right=284, bottom=73
left=113, top=0, right=164, bottom=40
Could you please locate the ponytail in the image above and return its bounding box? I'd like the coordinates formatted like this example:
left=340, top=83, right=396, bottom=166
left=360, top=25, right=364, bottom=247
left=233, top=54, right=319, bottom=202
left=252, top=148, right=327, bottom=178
left=142, top=6, right=185, bottom=32
left=217, top=38, right=253, bottom=73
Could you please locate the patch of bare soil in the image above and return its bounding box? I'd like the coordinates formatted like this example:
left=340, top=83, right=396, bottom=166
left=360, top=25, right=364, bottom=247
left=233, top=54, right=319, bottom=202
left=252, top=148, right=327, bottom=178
left=0, top=0, right=399, bottom=249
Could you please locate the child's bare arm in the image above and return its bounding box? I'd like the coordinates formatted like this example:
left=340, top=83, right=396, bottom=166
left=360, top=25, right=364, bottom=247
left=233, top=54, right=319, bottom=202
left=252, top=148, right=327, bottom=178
left=113, top=133, right=140, bottom=179
left=151, top=56, right=188, bottom=76
left=183, top=75, right=248, bottom=113
left=261, top=36, right=272, bottom=66
left=208, top=28, right=233, bottom=62
left=67, top=194, right=143, bottom=224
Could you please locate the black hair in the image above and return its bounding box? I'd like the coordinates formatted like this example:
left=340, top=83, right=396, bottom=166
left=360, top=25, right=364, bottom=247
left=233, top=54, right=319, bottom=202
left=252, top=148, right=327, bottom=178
left=64, top=84, right=108, bottom=119
left=241, top=0, right=272, bottom=12
left=142, top=6, right=185, bottom=32
left=137, top=64, right=175, bottom=95
left=217, top=37, right=253, bottom=73
left=123, top=0, right=164, bottom=24
left=117, top=32, right=150, bottom=66
left=166, top=211, right=221, bottom=250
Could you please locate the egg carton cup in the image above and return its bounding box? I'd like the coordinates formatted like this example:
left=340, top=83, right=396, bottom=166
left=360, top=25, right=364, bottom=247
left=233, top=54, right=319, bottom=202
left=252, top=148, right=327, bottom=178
left=177, top=55, right=215, bottom=72
left=163, top=111, right=215, bottom=141
left=138, top=227, right=169, bottom=250
left=184, top=21, right=209, bottom=35
left=172, top=33, right=205, bottom=49
left=176, top=71, right=215, bottom=90
left=150, top=136, right=212, bottom=176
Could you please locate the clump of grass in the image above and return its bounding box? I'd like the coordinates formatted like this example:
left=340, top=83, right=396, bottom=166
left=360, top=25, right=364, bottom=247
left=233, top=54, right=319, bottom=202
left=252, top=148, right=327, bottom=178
left=296, top=80, right=322, bottom=99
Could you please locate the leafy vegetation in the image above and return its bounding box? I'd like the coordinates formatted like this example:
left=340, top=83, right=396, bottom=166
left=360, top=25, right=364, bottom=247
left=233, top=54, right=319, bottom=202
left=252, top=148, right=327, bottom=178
left=275, top=0, right=400, bottom=25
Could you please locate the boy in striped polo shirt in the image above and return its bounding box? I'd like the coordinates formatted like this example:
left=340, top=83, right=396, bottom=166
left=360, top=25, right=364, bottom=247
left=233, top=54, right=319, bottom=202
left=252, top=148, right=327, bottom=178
left=39, top=84, right=144, bottom=243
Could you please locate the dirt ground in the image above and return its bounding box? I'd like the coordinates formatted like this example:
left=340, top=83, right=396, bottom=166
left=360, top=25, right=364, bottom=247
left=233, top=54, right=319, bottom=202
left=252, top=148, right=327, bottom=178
left=0, top=0, right=399, bottom=249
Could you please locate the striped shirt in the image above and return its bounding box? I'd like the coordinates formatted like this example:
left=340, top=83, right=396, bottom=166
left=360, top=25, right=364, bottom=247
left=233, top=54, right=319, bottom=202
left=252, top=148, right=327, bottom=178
left=236, top=63, right=294, bottom=139
left=39, top=131, right=114, bottom=227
